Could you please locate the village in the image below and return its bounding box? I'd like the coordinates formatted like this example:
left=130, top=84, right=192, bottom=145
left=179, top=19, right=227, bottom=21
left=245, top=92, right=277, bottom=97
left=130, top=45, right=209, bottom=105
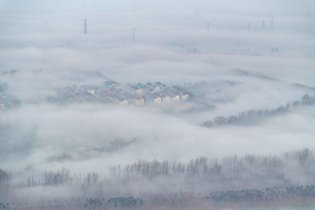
left=0, top=79, right=240, bottom=111
left=51, top=81, right=191, bottom=106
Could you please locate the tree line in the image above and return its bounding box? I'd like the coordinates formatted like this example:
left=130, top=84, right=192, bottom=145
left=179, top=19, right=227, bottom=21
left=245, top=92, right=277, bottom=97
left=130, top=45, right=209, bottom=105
left=1, top=149, right=314, bottom=209
left=203, top=94, right=315, bottom=127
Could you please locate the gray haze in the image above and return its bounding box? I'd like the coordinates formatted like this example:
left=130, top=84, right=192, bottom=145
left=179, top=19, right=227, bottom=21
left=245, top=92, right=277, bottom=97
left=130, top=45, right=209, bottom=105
left=0, top=0, right=315, bottom=209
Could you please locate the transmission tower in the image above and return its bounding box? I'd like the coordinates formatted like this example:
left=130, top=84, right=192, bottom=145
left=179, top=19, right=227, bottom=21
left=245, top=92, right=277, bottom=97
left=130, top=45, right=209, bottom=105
left=84, top=19, right=87, bottom=34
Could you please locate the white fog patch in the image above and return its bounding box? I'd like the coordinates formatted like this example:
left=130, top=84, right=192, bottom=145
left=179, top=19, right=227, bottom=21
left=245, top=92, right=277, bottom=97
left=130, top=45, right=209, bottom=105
left=0, top=0, right=315, bottom=209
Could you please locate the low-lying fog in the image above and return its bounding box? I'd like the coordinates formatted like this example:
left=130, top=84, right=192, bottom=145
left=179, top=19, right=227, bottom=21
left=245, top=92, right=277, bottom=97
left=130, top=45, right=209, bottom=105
left=0, top=0, right=315, bottom=209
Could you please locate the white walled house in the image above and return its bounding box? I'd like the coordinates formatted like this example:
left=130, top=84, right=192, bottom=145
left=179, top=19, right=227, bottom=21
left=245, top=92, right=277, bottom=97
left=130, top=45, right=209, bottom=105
left=136, top=88, right=145, bottom=96
left=87, top=89, right=96, bottom=96
left=181, top=94, right=190, bottom=101
left=154, top=97, right=162, bottom=105
left=119, top=99, right=129, bottom=106
left=162, top=96, right=172, bottom=104
left=172, top=95, right=180, bottom=102
left=153, top=86, right=161, bottom=93
left=135, top=98, right=145, bottom=106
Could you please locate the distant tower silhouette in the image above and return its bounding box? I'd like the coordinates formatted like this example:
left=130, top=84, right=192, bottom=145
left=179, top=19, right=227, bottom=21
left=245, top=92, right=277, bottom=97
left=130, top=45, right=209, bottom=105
left=132, top=27, right=136, bottom=42
left=84, top=19, right=87, bottom=34
left=262, top=20, right=265, bottom=30
left=207, top=21, right=210, bottom=31
left=270, top=16, right=274, bottom=29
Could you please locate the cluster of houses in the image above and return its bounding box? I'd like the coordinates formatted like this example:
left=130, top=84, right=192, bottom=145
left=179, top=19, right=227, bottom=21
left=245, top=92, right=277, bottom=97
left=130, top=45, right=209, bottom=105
left=53, top=81, right=190, bottom=106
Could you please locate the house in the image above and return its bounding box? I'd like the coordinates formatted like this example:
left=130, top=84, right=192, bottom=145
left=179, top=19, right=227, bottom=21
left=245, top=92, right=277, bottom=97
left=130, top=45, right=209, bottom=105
left=181, top=94, right=190, bottom=101
left=126, top=83, right=141, bottom=95
left=136, top=88, right=145, bottom=96
left=162, top=95, right=172, bottom=104
left=87, top=89, right=95, bottom=96
left=135, top=98, right=145, bottom=106
left=154, top=96, right=162, bottom=105
left=172, top=95, right=180, bottom=102
left=119, top=99, right=129, bottom=106
left=152, top=86, right=161, bottom=93
left=154, top=82, right=167, bottom=92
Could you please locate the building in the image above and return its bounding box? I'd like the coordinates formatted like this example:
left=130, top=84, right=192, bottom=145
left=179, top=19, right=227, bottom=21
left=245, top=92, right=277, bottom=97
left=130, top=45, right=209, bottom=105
left=152, top=86, right=161, bottom=93
left=154, top=96, right=162, bottom=105
left=181, top=94, right=190, bottom=101
left=87, top=89, right=95, bottom=96
left=54, top=80, right=192, bottom=107
left=136, top=88, right=145, bottom=96
left=135, top=98, right=145, bottom=106
left=172, top=95, right=180, bottom=102
left=162, top=96, right=172, bottom=104
left=119, top=99, right=129, bottom=106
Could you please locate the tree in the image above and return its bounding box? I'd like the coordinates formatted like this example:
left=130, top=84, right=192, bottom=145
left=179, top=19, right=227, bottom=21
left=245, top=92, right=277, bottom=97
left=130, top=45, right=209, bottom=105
left=0, top=169, right=8, bottom=183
